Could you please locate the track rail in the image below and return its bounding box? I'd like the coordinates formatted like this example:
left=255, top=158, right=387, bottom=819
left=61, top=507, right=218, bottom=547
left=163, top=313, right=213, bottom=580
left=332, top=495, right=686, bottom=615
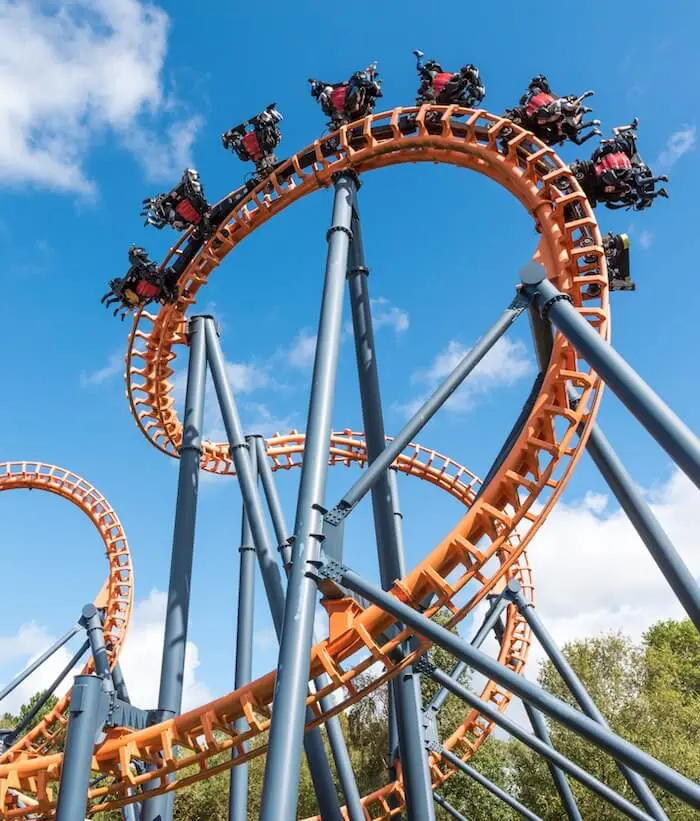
left=0, top=463, right=133, bottom=763
left=0, top=105, right=609, bottom=818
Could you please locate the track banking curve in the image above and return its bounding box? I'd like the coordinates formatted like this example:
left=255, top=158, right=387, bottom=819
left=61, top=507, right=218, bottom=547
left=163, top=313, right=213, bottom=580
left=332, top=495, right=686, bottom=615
left=1, top=105, right=608, bottom=818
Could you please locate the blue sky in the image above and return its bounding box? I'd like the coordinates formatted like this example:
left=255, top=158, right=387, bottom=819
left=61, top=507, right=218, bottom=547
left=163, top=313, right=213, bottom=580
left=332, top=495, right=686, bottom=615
left=0, top=0, right=699, bottom=713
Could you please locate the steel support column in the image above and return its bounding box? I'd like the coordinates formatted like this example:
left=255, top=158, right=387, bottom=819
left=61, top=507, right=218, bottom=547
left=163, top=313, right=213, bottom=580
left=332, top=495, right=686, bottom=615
left=253, top=438, right=365, bottom=821
left=434, top=792, right=468, bottom=820
left=328, top=560, right=700, bottom=807
left=141, top=315, right=207, bottom=821
left=347, top=205, right=435, bottom=819
left=508, top=581, right=667, bottom=819
left=586, top=424, right=700, bottom=631
left=425, top=669, right=653, bottom=821
left=228, top=437, right=258, bottom=821
left=56, top=675, right=104, bottom=821
left=260, top=171, right=358, bottom=821
left=521, top=267, right=700, bottom=489
left=436, top=745, right=542, bottom=821
left=522, top=704, right=582, bottom=821
left=326, top=290, right=531, bottom=522
left=205, top=323, right=346, bottom=820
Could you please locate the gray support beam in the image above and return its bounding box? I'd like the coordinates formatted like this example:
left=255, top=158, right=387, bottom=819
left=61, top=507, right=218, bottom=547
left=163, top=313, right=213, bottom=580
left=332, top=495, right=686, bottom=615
left=141, top=315, right=207, bottom=821
left=347, top=205, right=435, bottom=820
left=425, top=669, right=653, bottom=821
left=259, top=171, right=358, bottom=821
left=508, top=582, right=667, bottom=819
left=523, top=703, right=582, bottom=821
left=425, top=592, right=509, bottom=718
left=326, top=290, right=531, bottom=522
left=255, top=437, right=293, bottom=568
left=327, top=560, right=700, bottom=808
left=521, top=266, right=700, bottom=490
left=80, top=605, right=113, bottom=685
left=586, top=424, right=700, bottom=632
left=0, top=624, right=80, bottom=705
left=436, top=745, right=542, bottom=821
left=56, top=675, right=104, bottom=821
left=228, top=438, right=258, bottom=821
left=204, top=324, right=345, bottom=821
left=434, top=792, right=468, bottom=820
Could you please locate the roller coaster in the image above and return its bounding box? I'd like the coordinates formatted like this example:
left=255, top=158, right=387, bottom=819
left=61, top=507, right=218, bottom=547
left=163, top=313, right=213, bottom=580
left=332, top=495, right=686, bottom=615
left=1, top=55, right=699, bottom=821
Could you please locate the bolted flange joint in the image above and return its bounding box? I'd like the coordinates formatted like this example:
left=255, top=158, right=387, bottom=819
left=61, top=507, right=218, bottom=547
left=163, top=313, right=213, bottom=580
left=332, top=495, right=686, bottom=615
left=540, top=292, right=573, bottom=322
left=326, top=224, right=353, bottom=243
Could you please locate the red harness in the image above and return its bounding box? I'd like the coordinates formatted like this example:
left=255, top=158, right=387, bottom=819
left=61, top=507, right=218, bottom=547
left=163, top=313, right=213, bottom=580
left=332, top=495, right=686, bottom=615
left=595, top=152, right=632, bottom=175
left=330, top=86, right=348, bottom=113
left=175, top=198, right=202, bottom=224
left=242, top=131, right=262, bottom=161
left=135, top=280, right=161, bottom=299
left=526, top=92, right=554, bottom=118
left=432, top=72, right=453, bottom=96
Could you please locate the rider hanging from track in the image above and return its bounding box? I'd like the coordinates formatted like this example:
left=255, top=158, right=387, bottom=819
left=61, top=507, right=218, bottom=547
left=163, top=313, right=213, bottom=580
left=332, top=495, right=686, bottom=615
left=505, top=74, right=600, bottom=146
left=308, top=63, right=383, bottom=130
left=141, top=168, right=209, bottom=231
left=571, top=118, right=669, bottom=210
left=412, top=49, right=485, bottom=107
left=101, top=246, right=174, bottom=320
left=221, top=104, right=284, bottom=181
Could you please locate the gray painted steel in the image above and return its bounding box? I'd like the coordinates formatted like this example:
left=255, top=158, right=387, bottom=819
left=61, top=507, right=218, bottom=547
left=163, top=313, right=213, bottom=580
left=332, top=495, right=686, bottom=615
left=347, top=206, right=435, bottom=820
left=510, top=582, right=667, bottom=819
left=259, top=172, right=358, bottom=821
left=434, top=792, right=469, bottom=820
left=328, top=290, right=530, bottom=518
left=426, top=667, right=653, bottom=821
left=438, top=745, right=542, bottom=820
left=229, top=438, right=258, bottom=821
left=523, top=703, right=582, bottom=821
left=252, top=439, right=365, bottom=821
left=587, top=424, right=700, bottom=632
left=205, top=323, right=345, bottom=820
left=332, top=562, right=700, bottom=808
left=522, top=273, right=700, bottom=490
left=426, top=592, right=508, bottom=716
left=56, top=675, right=104, bottom=821
left=81, top=604, right=112, bottom=685
left=0, top=624, right=80, bottom=704
left=142, top=315, right=207, bottom=821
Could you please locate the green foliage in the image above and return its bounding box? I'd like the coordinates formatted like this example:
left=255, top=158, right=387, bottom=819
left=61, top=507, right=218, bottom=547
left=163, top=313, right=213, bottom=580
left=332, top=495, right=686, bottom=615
left=1, top=691, right=59, bottom=734
left=14, top=619, right=700, bottom=820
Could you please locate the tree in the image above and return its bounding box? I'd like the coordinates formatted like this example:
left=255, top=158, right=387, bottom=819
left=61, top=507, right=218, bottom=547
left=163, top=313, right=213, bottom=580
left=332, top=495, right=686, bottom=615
left=509, top=619, right=700, bottom=820
left=1, top=691, right=59, bottom=734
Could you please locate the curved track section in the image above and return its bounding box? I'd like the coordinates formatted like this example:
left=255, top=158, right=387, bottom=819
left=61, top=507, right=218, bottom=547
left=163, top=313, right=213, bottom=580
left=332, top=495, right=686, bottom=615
left=0, top=445, right=533, bottom=818
left=0, top=463, right=133, bottom=763
left=0, top=106, right=609, bottom=817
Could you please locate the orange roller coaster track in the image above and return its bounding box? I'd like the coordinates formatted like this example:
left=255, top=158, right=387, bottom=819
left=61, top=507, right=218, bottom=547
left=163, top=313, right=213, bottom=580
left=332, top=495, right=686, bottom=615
left=2, top=105, right=610, bottom=819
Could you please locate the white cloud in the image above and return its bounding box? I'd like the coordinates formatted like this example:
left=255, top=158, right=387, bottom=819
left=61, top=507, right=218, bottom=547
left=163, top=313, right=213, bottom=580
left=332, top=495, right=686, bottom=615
left=396, top=337, right=532, bottom=417
left=118, top=589, right=210, bottom=711
left=0, top=590, right=210, bottom=721
left=80, top=350, right=123, bottom=388
left=656, top=125, right=696, bottom=170
left=639, top=229, right=653, bottom=250
left=286, top=329, right=317, bottom=370
left=370, top=297, right=409, bottom=335
left=526, top=468, right=700, bottom=670
left=0, top=0, right=198, bottom=194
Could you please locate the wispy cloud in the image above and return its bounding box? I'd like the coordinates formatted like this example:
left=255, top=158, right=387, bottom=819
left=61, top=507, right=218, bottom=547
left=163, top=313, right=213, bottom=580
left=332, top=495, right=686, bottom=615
left=80, top=350, right=123, bottom=388
left=639, top=229, right=653, bottom=250
left=0, top=0, right=199, bottom=195
left=370, top=297, right=409, bottom=335
left=395, top=337, right=532, bottom=418
left=656, top=125, right=696, bottom=169
left=286, top=328, right=317, bottom=370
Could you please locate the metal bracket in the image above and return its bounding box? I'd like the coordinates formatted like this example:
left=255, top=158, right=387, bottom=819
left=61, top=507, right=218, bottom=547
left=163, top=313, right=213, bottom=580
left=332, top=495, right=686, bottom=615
left=324, top=500, right=353, bottom=527
left=414, top=656, right=437, bottom=676
left=107, top=697, right=150, bottom=731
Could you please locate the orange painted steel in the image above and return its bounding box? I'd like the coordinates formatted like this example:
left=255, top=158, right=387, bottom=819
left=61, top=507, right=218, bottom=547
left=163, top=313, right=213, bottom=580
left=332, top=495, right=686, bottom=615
left=0, top=463, right=133, bottom=765
left=0, top=105, right=609, bottom=818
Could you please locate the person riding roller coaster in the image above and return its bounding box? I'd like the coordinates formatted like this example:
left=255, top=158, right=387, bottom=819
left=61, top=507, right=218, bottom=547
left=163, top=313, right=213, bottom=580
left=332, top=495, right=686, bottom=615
left=412, top=49, right=485, bottom=108
left=505, top=74, right=601, bottom=146
left=140, top=168, right=209, bottom=232
left=100, top=246, right=175, bottom=320
left=308, top=63, right=383, bottom=130
left=221, top=104, right=283, bottom=181
left=570, top=118, right=669, bottom=211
